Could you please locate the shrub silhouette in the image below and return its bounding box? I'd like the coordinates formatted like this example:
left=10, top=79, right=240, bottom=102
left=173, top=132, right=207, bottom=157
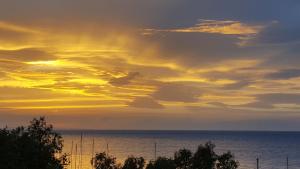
left=0, top=117, right=68, bottom=169
left=174, top=148, right=193, bottom=169
left=216, top=151, right=239, bottom=169
left=91, top=142, right=239, bottom=169
left=92, top=152, right=120, bottom=169
left=192, top=142, right=217, bottom=169
left=146, top=157, right=176, bottom=169
left=122, top=156, right=145, bottom=169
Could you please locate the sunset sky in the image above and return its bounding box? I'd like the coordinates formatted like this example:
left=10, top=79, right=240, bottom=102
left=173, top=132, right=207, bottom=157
left=1, top=0, right=300, bottom=130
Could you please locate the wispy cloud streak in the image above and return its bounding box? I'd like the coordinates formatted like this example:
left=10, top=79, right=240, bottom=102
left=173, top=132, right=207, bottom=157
left=144, top=19, right=265, bottom=35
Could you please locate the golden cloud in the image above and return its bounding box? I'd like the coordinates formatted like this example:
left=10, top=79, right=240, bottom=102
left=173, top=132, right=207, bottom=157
left=144, top=19, right=265, bottom=35
left=0, top=20, right=297, bottom=114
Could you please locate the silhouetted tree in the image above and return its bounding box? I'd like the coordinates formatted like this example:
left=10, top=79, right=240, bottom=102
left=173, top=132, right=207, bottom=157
left=174, top=149, right=192, bottom=169
left=122, top=156, right=145, bottom=169
left=0, top=128, right=21, bottom=169
left=216, top=151, right=239, bottom=169
left=92, top=152, right=120, bottom=169
left=146, top=161, right=155, bottom=169
left=192, top=142, right=217, bottom=169
left=146, top=157, right=176, bottom=169
left=0, top=117, right=68, bottom=169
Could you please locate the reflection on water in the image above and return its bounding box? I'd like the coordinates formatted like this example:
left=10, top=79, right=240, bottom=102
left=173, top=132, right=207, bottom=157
left=61, top=130, right=300, bottom=169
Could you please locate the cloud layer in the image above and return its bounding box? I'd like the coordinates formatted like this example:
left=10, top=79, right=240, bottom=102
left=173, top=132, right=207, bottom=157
left=0, top=0, right=300, bottom=130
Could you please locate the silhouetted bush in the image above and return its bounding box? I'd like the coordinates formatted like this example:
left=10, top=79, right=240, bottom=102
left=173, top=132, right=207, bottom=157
left=174, top=149, right=193, bottom=169
left=216, top=151, right=239, bottom=169
left=146, top=157, right=176, bottom=169
left=192, top=142, right=217, bottom=169
left=91, top=141, right=239, bottom=169
left=0, top=117, right=68, bottom=169
left=92, top=152, right=120, bottom=169
left=122, top=156, right=145, bottom=169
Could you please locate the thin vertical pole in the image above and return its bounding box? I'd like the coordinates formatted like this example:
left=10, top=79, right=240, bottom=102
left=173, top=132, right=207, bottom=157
left=91, top=138, right=95, bottom=169
left=75, top=144, right=77, bottom=169
left=287, top=156, right=289, bottom=169
left=256, top=158, right=259, bottom=169
left=71, top=141, right=74, bottom=169
left=80, top=133, right=83, bottom=169
left=154, top=142, right=157, bottom=160
left=106, top=143, right=109, bottom=155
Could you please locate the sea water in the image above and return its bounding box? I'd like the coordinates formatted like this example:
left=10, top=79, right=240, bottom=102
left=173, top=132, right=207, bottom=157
left=61, top=130, right=300, bottom=169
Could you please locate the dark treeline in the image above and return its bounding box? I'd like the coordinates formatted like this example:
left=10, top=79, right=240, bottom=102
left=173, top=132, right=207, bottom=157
left=91, top=143, right=239, bottom=169
left=0, top=117, right=68, bottom=169
left=0, top=117, right=239, bottom=169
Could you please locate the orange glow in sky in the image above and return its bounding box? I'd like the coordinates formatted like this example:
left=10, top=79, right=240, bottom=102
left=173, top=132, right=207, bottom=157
left=1, top=0, right=300, bottom=130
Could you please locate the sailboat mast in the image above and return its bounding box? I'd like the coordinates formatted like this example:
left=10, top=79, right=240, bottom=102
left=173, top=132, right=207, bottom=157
left=71, top=141, right=73, bottom=169
left=80, top=133, right=83, bottom=169
left=75, top=144, right=77, bottom=169
left=91, top=138, right=95, bottom=169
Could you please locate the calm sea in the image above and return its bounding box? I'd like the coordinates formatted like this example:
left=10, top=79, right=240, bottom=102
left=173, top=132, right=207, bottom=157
left=60, top=130, right=300, bottom=169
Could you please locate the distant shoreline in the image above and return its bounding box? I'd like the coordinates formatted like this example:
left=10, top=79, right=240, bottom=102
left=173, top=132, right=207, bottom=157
left=58, top=130, right=300, bottom=134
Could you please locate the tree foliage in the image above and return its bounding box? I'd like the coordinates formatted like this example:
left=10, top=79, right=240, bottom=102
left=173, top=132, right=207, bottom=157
left=142, top=141, right=238, bottom=169
left=92, top=152, right=120, bottom=169
left=216, top=151, right=239, bottom=169
left=174, top=149, right=193, bottom=169
left=122, top=156, right=145, bottom=169
left=0, top=117, right=68, bottom=169
left=192, top=142, right=217, bottom=169
left=146, top=157, right=176, bottom=169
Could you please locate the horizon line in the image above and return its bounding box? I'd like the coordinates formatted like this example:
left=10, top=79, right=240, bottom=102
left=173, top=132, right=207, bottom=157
left=56, top=129, right=300, bottom=133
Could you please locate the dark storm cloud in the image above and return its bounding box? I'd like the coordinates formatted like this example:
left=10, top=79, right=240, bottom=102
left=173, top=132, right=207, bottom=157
left=256, top=93, right=300, bottom=104
left=0, top=0, right=298, bottom=67
left=265, top=69, right=300, bottom=80
left=255, top=23, right=300, bottom=44
left=258, top=42, right=300, bottom=68
left=0, top=0, right=180, bottom=27
left=142, top=31, right=275, bottom=66
left=0, top=0, right=297, bottom=27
